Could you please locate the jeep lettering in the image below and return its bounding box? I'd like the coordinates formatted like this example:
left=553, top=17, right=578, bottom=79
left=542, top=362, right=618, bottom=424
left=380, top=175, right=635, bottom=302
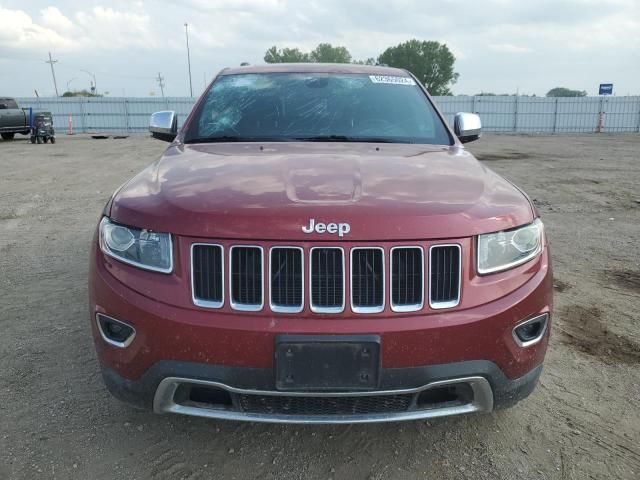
left=302, top=219, right=351, bottom=237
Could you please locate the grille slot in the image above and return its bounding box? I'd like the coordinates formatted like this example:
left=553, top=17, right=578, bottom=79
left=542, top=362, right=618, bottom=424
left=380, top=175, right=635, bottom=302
left=310, top=248, right=345, bottom=313
left=230, top=246, right=263, bottom=311
left=237, top=393, right=412, bottom=415
left=191, top=244, right=224, bottom=308
left=351, top=248, right=385, bottom=313
left=390, top=247, right=424, bottom=312
left=429, top=245, right=461, bottom=308
left=270, top=247, right=304, bottom=313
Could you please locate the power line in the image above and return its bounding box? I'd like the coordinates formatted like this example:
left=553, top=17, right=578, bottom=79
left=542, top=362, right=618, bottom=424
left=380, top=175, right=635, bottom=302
left=156, top=72, right=165, bottom=98
left=45, top=52, right=59, bottom=97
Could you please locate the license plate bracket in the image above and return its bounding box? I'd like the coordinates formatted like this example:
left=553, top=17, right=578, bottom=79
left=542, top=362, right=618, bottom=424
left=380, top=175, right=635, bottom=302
left=275, top=335, right=381, bottom=391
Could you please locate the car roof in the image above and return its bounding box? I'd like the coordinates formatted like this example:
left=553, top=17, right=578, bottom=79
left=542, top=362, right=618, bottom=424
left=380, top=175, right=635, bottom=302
left=220, top=63, right=411, bottom=77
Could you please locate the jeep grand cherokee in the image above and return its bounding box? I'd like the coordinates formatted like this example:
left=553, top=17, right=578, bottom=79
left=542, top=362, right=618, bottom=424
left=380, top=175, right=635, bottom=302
left=89, top=64, right=552, bottom=424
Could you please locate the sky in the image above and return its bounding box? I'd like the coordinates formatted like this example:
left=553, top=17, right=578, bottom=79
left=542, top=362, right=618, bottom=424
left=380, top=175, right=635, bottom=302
left=0, top=0, right=639, bottom=98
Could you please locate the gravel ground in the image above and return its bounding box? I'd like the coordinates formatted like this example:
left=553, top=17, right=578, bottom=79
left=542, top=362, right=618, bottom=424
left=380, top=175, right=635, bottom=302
left=1, top=133, right=639, bottom=480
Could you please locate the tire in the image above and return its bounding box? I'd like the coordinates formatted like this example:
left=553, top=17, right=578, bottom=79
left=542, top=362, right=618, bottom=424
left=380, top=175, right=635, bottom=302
left=50, top=136, right=56, bottom=144
left=30, top=136, right=36, bottom=144
left=1, top=132, right=15, bottom=140
left=36, top=136, right=42, bottom=144
left=43, top=137, right=48, bottom=143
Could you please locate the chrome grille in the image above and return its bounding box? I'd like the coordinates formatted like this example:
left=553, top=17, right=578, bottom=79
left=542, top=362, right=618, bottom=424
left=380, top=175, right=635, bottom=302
left=191, top=244, right=224, bottom=308
left=351, top=248, right=384, bottom=313
left=230, top=246, right=263, bottom=311
left=270, top=247, right=303, bottom=313
left=191, top=243, right=461, bottom=313
left=429, top=245, right=462, bottom=308
left=390, top=247, right=424, bottom=312
left=310, top=247, right=345, bottom=313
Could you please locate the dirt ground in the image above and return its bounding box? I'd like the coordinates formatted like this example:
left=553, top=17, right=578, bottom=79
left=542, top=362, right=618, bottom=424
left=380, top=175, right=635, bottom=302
left=1, top=133, right=639, bottom=480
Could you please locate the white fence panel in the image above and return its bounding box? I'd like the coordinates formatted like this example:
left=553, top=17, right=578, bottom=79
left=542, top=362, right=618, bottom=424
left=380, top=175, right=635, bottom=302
left=15, top=96, right=640, bottom=135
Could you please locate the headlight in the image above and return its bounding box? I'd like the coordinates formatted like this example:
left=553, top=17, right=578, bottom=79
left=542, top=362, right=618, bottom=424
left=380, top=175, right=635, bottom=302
left=99, top=217, right=173, bottom=273
left=477, top=219, right=543, bottom=274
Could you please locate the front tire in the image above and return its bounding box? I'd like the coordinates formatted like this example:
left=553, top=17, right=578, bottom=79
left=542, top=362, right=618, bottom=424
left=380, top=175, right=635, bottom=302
left=1, top=132, right=15, bottom=140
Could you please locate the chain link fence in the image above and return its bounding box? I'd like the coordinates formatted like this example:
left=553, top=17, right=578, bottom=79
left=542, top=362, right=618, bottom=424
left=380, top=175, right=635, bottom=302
left=16, top=95, right=640, bottom=135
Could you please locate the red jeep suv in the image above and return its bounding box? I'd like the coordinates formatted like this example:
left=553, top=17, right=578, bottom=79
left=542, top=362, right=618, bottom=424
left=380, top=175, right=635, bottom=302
left=89, top=64, right=552, bottom=424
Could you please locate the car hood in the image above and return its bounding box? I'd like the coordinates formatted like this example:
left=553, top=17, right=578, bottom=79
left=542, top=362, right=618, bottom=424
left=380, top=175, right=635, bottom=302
left=110, top=142, right=533, bottom=241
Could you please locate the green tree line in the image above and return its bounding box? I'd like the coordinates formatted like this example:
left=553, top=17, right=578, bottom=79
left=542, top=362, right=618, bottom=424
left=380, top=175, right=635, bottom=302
left=263, top=40, right=458, bottom=96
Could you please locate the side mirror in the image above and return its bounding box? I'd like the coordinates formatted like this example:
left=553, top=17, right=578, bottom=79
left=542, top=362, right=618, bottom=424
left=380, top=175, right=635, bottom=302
left=454, top=112, right=481, bottom=143
left=149, top=111, right=178, bottom=142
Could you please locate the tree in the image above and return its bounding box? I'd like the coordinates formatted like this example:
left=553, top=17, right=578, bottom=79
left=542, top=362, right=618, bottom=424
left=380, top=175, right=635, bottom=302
left=546, top=87, right=587, bottom=97
left=309, top=43, right=352, bottom=63
left=377, top=39, right=459, bottom=95
left=264, top=43, right=353, bottom=64
left=264, top=46, right=310, bottom=63
left=62, top=89, right=102, bottom=97
left=353, top=57, right=377, bottom=65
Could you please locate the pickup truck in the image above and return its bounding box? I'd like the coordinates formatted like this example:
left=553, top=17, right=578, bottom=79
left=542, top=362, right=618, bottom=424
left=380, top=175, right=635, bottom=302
left=0, top=97, right=32, bottom=140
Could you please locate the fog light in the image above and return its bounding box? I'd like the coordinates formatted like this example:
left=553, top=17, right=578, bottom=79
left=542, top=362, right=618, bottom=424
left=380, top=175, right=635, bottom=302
left=96, top=313, right=136, bottom=348
left=513, top=313, right=549, bottom=347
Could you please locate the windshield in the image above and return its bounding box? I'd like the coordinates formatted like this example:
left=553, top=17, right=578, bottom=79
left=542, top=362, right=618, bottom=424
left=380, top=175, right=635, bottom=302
left=184, top=73, right=452, bottom=145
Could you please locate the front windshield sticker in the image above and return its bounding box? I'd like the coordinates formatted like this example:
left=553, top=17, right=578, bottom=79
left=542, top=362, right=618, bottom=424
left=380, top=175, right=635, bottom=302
left=369, top=75, right=416, bottom=86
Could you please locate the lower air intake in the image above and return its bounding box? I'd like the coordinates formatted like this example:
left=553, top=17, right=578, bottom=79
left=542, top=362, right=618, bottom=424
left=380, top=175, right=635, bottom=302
left=238, top=393, right=413, bottom=415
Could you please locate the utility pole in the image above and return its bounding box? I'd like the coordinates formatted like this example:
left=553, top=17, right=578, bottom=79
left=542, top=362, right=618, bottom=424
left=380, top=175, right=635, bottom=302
left=184, top=23, right=193, bottom=97
left=156, top=72, right=165, bottom=98
left=46, top=52, right=59, bottom=97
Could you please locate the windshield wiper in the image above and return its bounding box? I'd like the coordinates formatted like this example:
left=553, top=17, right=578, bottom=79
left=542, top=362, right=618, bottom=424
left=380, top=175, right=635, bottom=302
left=294, top=135, right=406, bottom=143
left=184, top=136, right=286, bottom=144
left=184, top=135, right=409, bottom=144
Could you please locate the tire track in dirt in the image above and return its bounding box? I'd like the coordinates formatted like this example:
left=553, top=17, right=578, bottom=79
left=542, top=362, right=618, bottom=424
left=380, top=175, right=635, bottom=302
left=556, top=305, right=640, bottom=365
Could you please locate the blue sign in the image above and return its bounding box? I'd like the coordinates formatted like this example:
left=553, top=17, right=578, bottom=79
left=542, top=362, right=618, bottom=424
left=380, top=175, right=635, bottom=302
left=599, top=83, right=613, bottom=95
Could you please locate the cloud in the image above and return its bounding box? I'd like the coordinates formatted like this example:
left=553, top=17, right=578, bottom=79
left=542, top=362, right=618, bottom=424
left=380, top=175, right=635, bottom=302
left=0, top=6, right=76, bottom=51
left=40, top=7, right=74, bottom=32
left=180, top=0, right=286, bottom=12
left=489, top=44, right=533, bottom=54
left=75, top=6, right=159, bottom=50
left=0, top=4, right=161, bottom=53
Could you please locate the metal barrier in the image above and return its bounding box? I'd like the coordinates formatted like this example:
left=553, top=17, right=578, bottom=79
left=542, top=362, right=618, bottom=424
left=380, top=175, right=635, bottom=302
left=16, top=96, right=640, bottom=135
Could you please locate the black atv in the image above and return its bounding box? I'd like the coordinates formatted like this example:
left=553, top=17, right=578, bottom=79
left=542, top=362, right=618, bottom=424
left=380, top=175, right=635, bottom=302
left=30, top=111, right=56, bottom=144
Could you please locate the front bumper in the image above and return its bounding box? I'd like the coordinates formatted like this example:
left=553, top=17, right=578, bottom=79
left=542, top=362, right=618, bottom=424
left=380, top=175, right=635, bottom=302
left=102, top=360, right=543, bottom=424
left=90, top=239, right=552, bottom=423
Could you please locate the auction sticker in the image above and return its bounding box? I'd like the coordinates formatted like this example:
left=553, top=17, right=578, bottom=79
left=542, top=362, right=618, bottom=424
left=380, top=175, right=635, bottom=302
left=369, top=75, right=416, bottom=85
